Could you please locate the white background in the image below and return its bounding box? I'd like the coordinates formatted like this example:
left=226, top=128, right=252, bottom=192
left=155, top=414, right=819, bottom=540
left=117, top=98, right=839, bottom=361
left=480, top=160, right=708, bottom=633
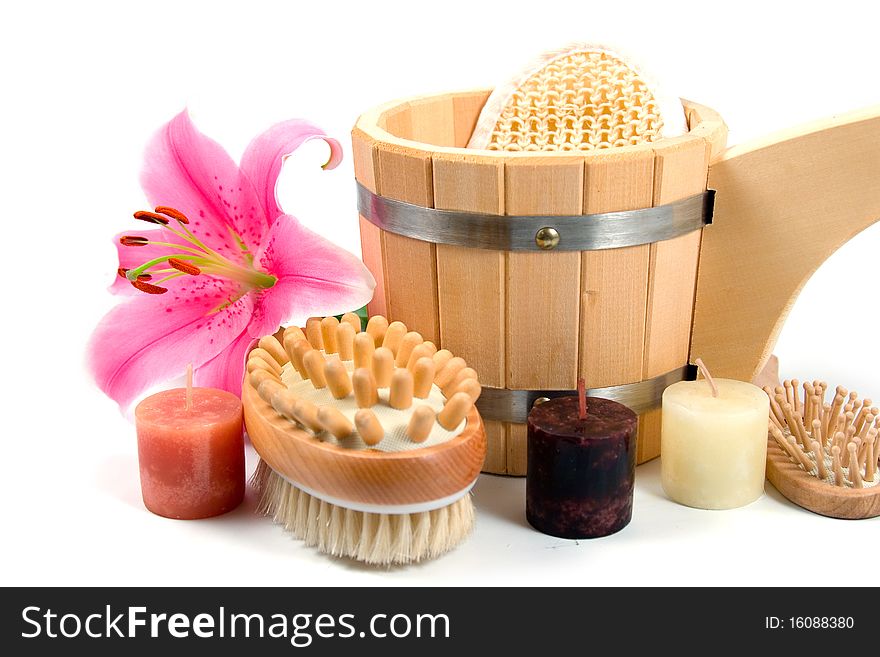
left=2, top=0, right=878, bottom=586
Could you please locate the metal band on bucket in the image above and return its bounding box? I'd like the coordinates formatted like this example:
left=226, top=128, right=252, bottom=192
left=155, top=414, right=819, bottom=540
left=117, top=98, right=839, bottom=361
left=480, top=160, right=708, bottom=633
left=357, top=183, right=715, bottom=252
left=475, top=365, right=696, bottom=423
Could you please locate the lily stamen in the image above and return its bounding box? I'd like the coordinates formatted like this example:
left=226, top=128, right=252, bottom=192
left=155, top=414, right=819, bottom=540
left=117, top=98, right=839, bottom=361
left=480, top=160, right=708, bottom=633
left=168, top=258, right=202, bottom=276
left=120, top=235, right=149, bottom=246
left=131, top=279, right=168, bottom=295
left=154, top=206, right=189, bottom=224
left=133, top=210, right=170, bottom=226
left=120, top=205, right=277, bottom=294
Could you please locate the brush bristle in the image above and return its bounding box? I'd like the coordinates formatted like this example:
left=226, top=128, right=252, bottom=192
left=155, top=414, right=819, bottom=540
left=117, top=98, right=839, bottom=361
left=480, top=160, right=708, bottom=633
left=252, top=460, right=475, bottom=565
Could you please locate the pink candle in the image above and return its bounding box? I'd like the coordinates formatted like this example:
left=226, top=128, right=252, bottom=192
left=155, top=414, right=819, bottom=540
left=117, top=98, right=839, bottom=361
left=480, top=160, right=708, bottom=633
left=135, top=387, right=244, bottom=519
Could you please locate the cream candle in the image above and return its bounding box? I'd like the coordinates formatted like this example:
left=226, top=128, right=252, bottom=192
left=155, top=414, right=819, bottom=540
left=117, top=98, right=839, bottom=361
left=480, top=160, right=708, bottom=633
left=661, top=360, right=769, bottom=510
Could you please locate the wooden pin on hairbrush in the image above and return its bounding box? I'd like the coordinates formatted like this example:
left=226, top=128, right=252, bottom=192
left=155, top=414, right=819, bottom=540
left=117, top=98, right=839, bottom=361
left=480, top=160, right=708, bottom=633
left=302, top=350, right=327, bottom=389
left=453, top=378, right=482, bottom=404
left=412, top=357, right=435, bottom=399
left=354, top=409, right=385, bottom=446
left=250, top=347, right=283, bottom=375
left=270, top=389, right=300, bottom=423
left=305, top=317, right=324, bottom=350
left=283, top=325, right=306, bottom=344
left=336, top=322, right=356, bottom=361
left=372, top=347, right=394, bottom=388
left=340, top=312, right=362, bottom=334
left=257, top=378, right=286, bottom=404
left=445, top=367, right=479, bottom=396
left=389, top=368, right=414, bottom=410
left=406, top=343, right=435, bottom=373
left=259, top=335, right=289, bottom=366
left=248, top=356, right=280, bottom=380
left=292, top=399, right=324, bottom=434
left=324, top=358, right=352, bottom=399
left=406, top=406, right=436, bottom=444
left=435, top=357, right=467, bottom=389
left=249, top=368, right=278, bottom=391
left=288, top=340, right=312, bottom=379
left=365, top=315, right=389, bottom=347
left=395, top=331, right=423, bottom=368
left=432, top=349, right=454, bottom=372
left=381, top=321, right=407, bottom=356
left=763, top=386, right=786, bottom=430
left=317, top=406, right=354, bottom=439
left=353, top=332, right=375, bottom=370
left=352, top=368, right=379, bottom=408
left=321, top=316, right=340, bottom=354
left=438, top=392, right=473, bottom=431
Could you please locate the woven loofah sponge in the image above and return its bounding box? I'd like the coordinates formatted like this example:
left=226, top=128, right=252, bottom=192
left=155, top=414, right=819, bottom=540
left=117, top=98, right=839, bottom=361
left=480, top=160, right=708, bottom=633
left=468, top=44, right=687, bottom=151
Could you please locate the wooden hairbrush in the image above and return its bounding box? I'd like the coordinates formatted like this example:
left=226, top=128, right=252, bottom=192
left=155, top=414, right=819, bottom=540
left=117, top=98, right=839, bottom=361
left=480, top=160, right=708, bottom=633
left=764, top=379, right=880, bottom=519
left=243, top=314, right=487, bottom=565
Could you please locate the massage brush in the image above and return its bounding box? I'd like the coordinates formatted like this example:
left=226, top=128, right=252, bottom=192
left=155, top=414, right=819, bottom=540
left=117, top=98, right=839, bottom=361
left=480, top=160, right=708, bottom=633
left=243, top=314, right=486, bottom=565
left=764, top=379, right=880, bottom=519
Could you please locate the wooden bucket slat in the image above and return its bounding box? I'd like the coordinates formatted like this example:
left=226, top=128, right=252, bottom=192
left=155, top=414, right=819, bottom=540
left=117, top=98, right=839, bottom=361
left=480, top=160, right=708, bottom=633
left=644, top=136, right=711, bottom=379
left=433, top=151, right=507, bottom=473
left=504, top=156, right=585, bottom=476
left=579, top=146, right=655, bottom=388
left=409, top=95, right=457, bottom=146
left=452, top=91, right=491, bottom=147
left=351, top=127, right=388, bottom=317
left=504, top=157, right=584, bottom=389
left=637, top=136, right=711, bottom=461
left=375, top=143, right=441, bottom=344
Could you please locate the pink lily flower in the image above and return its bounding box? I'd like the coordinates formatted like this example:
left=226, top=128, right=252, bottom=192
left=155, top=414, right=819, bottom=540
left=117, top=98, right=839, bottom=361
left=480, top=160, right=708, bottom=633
left=89, top=111, right=375, bottom=409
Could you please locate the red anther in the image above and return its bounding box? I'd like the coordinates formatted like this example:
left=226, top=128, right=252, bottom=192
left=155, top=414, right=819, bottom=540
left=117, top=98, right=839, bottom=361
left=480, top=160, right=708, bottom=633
left=131, top=279, right=168, bottom=294
left=133, top=210, right=170, bottom=225
left=120, top=235, right=149, bottom=246
left=118, top=267, right=152, bottom=281
left=154, top=206, right=190, bottom=224
left=168, top=258, right=201, bottom=276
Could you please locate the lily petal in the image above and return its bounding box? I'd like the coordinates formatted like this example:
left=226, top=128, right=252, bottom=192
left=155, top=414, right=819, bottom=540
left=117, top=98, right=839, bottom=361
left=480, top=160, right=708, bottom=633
left=88, top=277, right=254, bottom=409
left=194, top=330, right=255, bottom=398
left=140, top=110, right=267, bottom=263
left=239, top=119, right=343, bottom=225
left=248, top=215, right=375, bottom=336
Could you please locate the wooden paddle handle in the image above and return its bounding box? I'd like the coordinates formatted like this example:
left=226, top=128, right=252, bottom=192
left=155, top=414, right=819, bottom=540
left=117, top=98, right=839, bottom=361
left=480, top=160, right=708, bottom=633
left=691, top=105, right=880, bottom=382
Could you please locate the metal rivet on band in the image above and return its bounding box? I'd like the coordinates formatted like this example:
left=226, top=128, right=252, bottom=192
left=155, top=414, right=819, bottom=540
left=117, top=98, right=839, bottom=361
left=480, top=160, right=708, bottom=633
left=534, top=227, right=559, bottom=250
left=532, top=397, right=551, bottom=408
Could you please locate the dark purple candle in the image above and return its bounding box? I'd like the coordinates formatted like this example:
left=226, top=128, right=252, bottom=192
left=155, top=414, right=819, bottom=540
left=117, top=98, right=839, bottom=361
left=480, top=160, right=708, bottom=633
left=527, top=396, right=637, bottom=539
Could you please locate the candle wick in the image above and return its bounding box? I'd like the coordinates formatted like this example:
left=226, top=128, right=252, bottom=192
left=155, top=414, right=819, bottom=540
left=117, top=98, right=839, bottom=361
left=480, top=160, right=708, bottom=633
left=577, top=378, right=587, bottom=420
left=694, top=358, right=719, bottom=398
left=185, top=362, right=193, bottom=411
